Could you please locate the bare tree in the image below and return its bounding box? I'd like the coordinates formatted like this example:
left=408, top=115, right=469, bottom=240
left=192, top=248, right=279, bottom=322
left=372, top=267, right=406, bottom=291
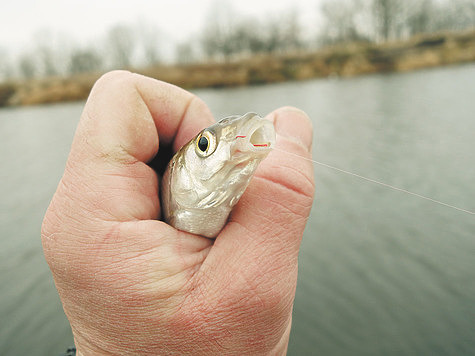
left=371, top=0, right=410, bottom=41
left=421, top=0, right=473, bottom=33
left=201, top=25, right=222, bottom=60
left=137, top=22, right=161, bottom=66
left=69, top=48, right=103, bottom=74
left=262, top=17, right=283, bottom=53
left=407, top=0, right=434, bottom=36
left=244, top=23, right=267, bottom=54
left=319, top=0, right=369, bottom=45
left=446, top=0, right=475, bottom=31
left=0, top=48, right=13, bottom=81
left=372, top=0, right=393, bottom=41
left=317, top=0, right=474, bottom=45
left=33, top=30, right=60, bottom=77
left=201, top=0, right=239, bottom=60
left=279, top=8, right=304, bottom=52
left=175, top=41, right=197, bottom=64
left=107, top=24, right=136, bottom=68
left=18, top=53, right=37, bottom=79
left=223, top=17, right=269, bottom=55
left=37, top=46, right=57, bottom=76
left=200, top=4, right=304, bottom=58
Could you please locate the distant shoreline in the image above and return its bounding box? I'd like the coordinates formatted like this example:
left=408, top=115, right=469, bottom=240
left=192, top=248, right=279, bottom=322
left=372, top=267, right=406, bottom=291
left=1, top=29, right=474, bottom=108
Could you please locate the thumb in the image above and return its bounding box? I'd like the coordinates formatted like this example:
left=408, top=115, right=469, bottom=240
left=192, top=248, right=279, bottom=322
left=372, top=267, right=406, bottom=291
left=197, top=106, right=315, bottom=311
left=227, top=106, right=315, bottom=252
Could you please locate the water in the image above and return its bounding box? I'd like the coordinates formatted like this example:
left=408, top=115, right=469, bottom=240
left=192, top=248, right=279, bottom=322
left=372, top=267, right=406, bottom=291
left=1, top=65, right=474, bottom=355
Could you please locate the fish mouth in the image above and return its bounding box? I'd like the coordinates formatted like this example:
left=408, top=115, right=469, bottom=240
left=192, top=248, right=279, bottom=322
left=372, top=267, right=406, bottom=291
left=234, top=114, right=275, bottom=154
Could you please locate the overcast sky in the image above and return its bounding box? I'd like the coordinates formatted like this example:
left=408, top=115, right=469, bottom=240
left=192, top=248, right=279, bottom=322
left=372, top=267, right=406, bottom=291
left=0, top=0, right=323, bottom=55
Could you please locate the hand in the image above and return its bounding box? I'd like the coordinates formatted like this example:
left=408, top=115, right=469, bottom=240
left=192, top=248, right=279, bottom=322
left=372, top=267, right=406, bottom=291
left=42, top=71, right=315, bottom=356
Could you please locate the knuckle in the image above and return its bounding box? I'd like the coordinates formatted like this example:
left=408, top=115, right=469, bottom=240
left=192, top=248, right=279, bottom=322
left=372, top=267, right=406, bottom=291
left=95, top=70, right=133, bottom=88
left=40, top=199, right=64, bottom=266
left=182, top=95, right=213, bottom=126
left=89, top=70, right=138, bottom=102
left=258, top=163, right=315, bottom=207
left=40, top=207, right=55, bottom=246
left=190, top=95, right=208, bottom=112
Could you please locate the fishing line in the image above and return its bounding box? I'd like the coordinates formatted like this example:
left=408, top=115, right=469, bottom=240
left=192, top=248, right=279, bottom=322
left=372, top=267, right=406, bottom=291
left=272, top=146, right=475, bottom=216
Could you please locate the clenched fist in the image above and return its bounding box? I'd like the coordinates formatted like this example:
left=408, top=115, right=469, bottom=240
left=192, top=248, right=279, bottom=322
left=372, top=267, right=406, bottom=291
left=42, top=71, right=315, bottom=355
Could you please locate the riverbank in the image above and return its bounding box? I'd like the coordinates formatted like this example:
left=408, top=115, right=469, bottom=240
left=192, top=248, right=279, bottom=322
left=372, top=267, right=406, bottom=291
left=1, top=29, right=474, bottom=107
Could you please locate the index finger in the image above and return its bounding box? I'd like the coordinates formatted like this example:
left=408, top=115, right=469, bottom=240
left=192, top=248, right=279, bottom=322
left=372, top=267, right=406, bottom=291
left=59, top=71, right=214, bottom=222
left=77, top=70, right=214, bottom=164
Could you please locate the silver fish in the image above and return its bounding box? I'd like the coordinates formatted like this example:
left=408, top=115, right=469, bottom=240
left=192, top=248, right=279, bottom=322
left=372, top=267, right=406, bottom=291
left=161, top=112, right=275, bottom=238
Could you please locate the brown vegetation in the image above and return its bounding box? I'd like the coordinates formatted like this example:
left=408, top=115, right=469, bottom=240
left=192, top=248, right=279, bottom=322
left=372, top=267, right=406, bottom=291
left=1, top=30, right=475, bottom=107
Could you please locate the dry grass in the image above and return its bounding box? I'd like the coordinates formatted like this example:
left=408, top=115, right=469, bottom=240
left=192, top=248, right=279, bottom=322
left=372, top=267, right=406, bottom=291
left=2, top=29, right=475, bottom=107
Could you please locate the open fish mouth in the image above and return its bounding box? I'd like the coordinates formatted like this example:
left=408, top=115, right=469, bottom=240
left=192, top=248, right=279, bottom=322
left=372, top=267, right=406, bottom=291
left=162, top=112, right=276, bottom=238
left=234, top=114, right=275, bottom=153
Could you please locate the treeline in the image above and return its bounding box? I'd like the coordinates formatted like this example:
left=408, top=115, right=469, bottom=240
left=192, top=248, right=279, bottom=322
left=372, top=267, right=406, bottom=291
left=319, top=0, right=475, bottom=45
left=0, top=23, right=163, bottom=81
left=0, top=0, right=474, bottom=81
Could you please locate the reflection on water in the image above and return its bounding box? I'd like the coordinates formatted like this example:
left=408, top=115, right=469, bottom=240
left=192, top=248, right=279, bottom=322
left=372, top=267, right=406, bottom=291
left=1, top=65, right=474, bottom=356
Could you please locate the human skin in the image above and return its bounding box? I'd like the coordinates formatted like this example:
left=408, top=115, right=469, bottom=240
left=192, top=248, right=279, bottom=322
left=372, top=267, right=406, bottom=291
left=41, top=71, right=315, bottom=356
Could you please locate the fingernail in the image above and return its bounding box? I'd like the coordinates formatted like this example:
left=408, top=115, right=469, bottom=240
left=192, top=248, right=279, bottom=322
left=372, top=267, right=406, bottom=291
left=268, top=107, right=313, bottom=152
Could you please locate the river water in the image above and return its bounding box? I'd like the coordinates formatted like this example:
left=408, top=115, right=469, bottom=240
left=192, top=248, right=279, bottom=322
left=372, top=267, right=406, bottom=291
left=1, top=65, right=474, bottom=355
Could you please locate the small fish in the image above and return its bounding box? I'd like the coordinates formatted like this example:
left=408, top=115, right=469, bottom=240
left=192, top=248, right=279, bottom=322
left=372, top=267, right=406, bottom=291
left=161, top=112, right=275, bottom=238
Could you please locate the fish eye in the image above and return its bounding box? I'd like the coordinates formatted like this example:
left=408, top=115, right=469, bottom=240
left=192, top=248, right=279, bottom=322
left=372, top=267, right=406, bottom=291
left=195, top=130, right=216, bottom=157
left=198, top=136, right=208, bottom=152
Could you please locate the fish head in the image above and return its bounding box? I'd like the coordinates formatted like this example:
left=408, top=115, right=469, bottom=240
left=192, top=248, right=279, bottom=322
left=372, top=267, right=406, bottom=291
left=180, top=112, right=275, bottom=209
